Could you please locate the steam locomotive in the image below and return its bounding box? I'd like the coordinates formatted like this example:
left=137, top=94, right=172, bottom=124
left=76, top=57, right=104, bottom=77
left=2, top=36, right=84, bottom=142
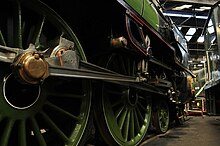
left=204, top=1, right=220, bottom=115
left=0, top=0, right=194, bottom=145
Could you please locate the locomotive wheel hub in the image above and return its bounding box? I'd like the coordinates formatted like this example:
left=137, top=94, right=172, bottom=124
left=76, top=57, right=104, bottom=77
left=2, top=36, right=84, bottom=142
left=126, top=89, right=138, bottom=106
left=12, top=51, right=48, bottom=84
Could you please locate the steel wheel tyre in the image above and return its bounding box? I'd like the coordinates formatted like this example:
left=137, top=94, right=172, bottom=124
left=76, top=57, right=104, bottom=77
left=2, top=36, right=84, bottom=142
left=153, top=100, right=169, bottom=134
left=95, top=53, right=152, bottom=146
left=0, top=1, right=90, bottom=146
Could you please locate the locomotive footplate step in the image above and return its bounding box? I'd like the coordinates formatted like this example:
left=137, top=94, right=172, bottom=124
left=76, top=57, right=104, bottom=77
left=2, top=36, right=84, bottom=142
left=140, top=116, right=220, bottom=146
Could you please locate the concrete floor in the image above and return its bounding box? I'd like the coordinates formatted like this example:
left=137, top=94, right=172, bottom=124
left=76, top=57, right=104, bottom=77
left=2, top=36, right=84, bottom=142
left=140, top=116, right=220, bottom=146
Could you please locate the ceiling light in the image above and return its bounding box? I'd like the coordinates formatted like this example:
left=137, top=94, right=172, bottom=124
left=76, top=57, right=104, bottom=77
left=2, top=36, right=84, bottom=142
left=172, top=5, right=192, bottom=10
left=194, top=8, right=204, bottom=12
left=185, top=36, right=192, bottom=41
left=200, top=6, right=211, bottom=10
left=197, top=36, right=204, bottom=43
left=186, top=28, right=196, bottom=35
left=208, top=20, right=213, bottom=27
left=163, top=12, right=208, bottom=19
left=208, top=27, right=215, bottom=34
left=194, top=7, right=211, bottom=12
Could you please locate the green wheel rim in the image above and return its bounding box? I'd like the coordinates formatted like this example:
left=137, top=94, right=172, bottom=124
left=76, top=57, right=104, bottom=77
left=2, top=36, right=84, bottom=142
left=0, top=1, right=91, bottom=146
left=98, top=53, right=152, bottom=146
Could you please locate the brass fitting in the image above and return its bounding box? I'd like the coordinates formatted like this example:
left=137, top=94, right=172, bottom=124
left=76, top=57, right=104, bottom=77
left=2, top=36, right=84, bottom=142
left=12, top=51, right=48, bottom=84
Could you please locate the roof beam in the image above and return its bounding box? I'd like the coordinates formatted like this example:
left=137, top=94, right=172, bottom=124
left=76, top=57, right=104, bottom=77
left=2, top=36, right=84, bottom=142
left=160, top=0, right=219, bottom=5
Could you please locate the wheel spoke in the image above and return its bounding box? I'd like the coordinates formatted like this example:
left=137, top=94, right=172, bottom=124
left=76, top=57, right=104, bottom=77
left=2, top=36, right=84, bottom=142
left=14, top=1, right=22, bottom=48
left=118, top=56, right=127, bottom=75
left=136, top=107, right=144, bottom=122
left=134, top=109, right=141, bottom=131
left=138, top=95, right=145, bottom=100
left=132, top=60, right=136, bottom=76
left=40, top=111, right=70, bottom=143
left=0, top=31, right=6, bottom=46
left=30, top=117, right=47, bottom=146
left=119, top=57, right=129, bottom=75
left=115, top=105, right=125, bottom=119
left=129, top=109, right=135, bottom=139
left=118, top=108, right=128, bottom=130
left=32, top=16, right=45, bottom=49
left=18, top=120, right=27, bottom=146
left=46, top=101, right=81, bottom=121
left=126, top=57, right=131, bottom=76
left=0, top=119, right=15, bottom=146
left=123, top=109, right=130, bottom=141
left=138, top=101, right=148, bottom=112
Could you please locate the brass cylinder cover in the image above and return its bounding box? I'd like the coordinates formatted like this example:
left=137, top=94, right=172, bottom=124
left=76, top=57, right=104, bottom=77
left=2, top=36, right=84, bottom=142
left=13, top=51, right=48, bottom=84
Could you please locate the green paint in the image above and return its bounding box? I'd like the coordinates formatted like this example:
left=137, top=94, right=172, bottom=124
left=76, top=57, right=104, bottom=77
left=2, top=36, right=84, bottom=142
left=125, top=0, right=143, bottom=15
left=124, top=0, right=159, bottom=30
left=142, top=0, right=159, bottom=30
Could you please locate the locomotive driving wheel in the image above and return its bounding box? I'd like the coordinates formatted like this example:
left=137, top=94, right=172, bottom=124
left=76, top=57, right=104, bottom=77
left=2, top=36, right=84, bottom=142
left=152, top=100, right=169, bottom=134
left=0, top=0, right=91, bottom=146
left=175, top=105, right=185, bottom=125
left=94, top=53, right=152, bottom=146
